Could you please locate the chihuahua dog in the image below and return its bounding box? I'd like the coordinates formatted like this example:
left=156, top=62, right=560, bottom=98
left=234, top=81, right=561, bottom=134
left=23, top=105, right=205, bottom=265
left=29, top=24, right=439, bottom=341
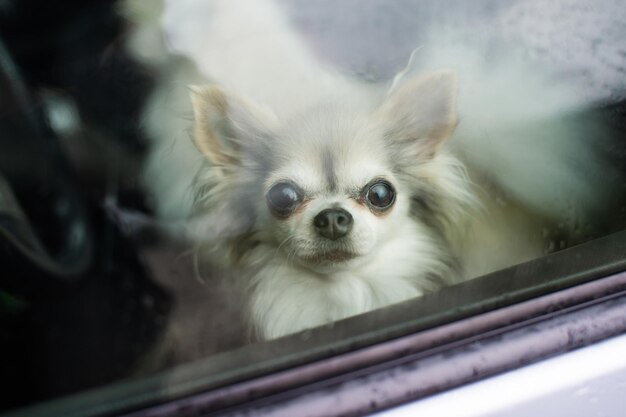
left=124, top=0, right=618, bottom=340
left=187, top=72, right=475, bottom=339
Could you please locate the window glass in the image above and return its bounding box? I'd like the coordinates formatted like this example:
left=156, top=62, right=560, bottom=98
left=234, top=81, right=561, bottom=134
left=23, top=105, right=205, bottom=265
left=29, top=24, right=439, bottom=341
left=0, top=0, right=624, bottom=413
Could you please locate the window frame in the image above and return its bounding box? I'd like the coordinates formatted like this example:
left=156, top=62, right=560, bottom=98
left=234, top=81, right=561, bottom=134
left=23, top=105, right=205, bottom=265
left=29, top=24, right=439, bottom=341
left=8, top=230, right=626, bottom=417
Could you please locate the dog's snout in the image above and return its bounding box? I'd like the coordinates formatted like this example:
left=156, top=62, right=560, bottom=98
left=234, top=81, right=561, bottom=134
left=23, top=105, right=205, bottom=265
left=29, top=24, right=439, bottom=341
left=313, top=208, right=353, bottom=240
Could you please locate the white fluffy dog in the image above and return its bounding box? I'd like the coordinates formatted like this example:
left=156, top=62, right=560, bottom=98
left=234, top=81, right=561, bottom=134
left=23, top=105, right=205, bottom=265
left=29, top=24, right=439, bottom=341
left=123, top=0, right=620, bottom=339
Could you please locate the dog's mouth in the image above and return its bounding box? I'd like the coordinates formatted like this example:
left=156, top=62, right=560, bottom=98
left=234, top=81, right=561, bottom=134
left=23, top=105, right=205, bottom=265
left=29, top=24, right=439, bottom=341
left=301, top=250, right=358, bottom=264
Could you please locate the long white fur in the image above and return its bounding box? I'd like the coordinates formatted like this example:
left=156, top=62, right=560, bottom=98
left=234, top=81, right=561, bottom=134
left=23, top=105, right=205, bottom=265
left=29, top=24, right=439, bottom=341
left=124, top=0, right=620, bottom=339
left=187, top=89, right=470, bottom=338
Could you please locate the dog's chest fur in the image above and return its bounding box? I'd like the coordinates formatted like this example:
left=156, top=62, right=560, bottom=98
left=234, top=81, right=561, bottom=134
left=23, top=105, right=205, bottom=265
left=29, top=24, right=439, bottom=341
left=242, top=217, right=454, bottom=339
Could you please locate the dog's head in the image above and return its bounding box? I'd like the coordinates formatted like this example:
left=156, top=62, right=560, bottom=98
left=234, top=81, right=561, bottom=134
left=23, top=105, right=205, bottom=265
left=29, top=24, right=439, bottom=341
left=190, top=72, right=470, bottom=274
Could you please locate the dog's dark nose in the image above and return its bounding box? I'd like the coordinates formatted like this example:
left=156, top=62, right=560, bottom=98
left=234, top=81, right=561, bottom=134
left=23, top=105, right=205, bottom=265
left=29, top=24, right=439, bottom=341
left=313, top=208, right=353, bottom=240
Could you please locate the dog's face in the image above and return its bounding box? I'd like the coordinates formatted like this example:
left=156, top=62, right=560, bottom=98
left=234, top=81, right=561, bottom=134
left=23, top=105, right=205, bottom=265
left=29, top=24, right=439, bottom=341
left=259, top=113, right=410, bottom=273
left=190, top=72, right=462, bottom=273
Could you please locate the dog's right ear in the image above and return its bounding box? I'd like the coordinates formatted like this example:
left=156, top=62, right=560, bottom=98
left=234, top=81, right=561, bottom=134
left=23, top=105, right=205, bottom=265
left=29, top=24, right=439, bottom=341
left=190, top=85, right=278, bottom=167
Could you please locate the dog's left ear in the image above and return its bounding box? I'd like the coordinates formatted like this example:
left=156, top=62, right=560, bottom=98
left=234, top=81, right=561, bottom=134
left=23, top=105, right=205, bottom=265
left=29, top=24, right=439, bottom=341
left=377, top=70, right=458, bottom=158
left=190, top=85, right=278, bottom=167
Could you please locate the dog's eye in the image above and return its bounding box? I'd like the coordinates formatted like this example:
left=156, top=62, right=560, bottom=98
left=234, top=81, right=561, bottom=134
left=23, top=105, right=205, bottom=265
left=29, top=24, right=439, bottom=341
left=366, top=181, right=395, bottom=210
left=267, top=182, right=303, bottom=217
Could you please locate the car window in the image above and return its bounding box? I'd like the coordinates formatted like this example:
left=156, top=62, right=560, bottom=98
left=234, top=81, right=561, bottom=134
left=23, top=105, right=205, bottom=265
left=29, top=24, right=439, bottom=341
left=1, top=0, right=625, bottom=415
